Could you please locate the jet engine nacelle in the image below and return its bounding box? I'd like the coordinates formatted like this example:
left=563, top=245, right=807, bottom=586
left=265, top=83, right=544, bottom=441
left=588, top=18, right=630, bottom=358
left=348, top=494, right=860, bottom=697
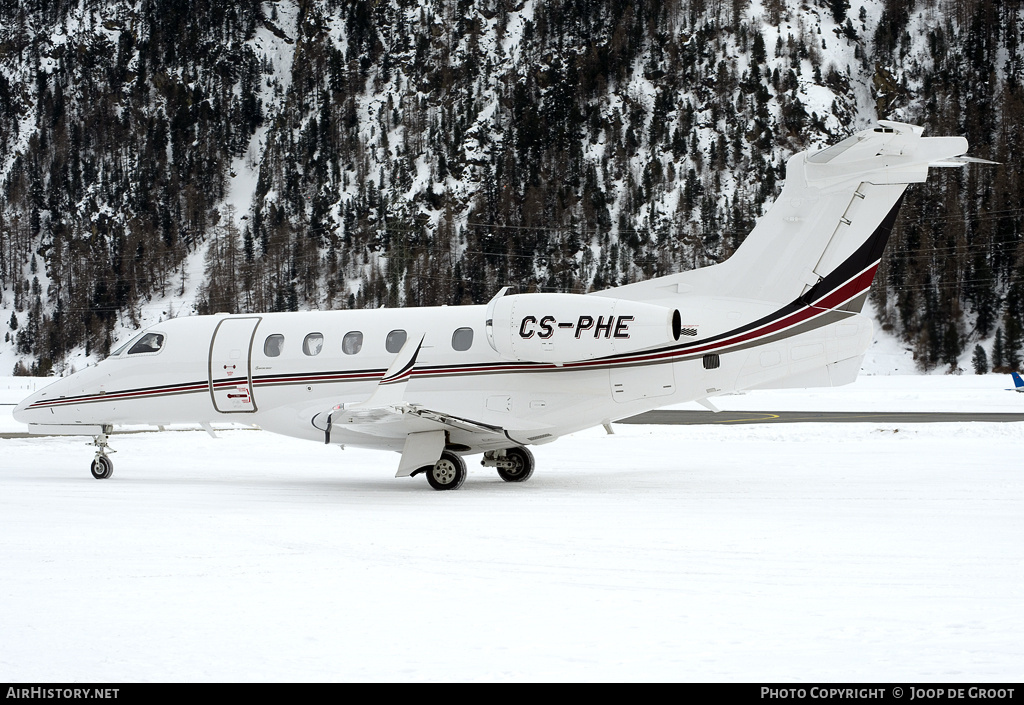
left=485, top=292, right=682, bottom=363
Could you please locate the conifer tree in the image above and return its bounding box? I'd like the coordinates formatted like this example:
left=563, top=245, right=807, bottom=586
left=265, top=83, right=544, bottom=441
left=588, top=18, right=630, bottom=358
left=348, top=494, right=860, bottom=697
left=830, top=0, right=850, bottom=24
left=992, top=328, right=1006, bottom=372
left=972, top=345, right=989, bottom=375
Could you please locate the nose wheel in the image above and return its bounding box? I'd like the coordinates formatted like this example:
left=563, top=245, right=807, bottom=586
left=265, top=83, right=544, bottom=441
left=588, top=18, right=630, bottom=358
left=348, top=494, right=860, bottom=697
left=90, top=454, right=114, bottom=479
left=90, top=428, right=115, bottom=479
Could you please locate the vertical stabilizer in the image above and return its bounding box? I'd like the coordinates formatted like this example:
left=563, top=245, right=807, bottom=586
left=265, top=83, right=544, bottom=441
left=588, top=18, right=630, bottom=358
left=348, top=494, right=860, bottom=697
left=601, top=122, right=970, bottom=309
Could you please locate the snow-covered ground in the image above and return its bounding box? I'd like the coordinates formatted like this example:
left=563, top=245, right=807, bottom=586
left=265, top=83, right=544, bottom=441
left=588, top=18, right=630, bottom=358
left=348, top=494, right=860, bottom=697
left=1, top=375, right=1022, bottom=681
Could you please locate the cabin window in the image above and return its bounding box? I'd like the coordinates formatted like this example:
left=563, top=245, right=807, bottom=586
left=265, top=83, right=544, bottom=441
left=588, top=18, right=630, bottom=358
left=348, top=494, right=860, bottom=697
left=303, top=332, right=324, bottom=356
left=386, top=329, right=407, bottom=353
left=452, top=327, right=473, bottom=351
left=342, top=331, right=364, bottom=355
left=127, top=332, right=165, bottom=355
left=264, top=334, right=285, bottom=357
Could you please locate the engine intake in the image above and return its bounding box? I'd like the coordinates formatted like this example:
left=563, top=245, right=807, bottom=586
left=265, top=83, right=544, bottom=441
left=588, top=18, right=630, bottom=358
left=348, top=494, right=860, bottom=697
left=485, top=291, right=681, bottom=363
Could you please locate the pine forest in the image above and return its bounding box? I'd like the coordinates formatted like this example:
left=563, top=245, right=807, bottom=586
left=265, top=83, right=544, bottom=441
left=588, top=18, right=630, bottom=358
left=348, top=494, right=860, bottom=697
left=0, top=0, right=1022, bottom=375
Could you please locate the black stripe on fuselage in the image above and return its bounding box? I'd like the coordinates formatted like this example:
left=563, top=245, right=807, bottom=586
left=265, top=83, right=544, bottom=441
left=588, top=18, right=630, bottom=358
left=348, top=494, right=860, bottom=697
left=29, top=196, right=905, bottom=410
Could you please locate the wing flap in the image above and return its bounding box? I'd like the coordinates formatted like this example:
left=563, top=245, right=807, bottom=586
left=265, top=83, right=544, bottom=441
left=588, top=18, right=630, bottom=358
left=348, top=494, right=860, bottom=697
left=395, top=430, right=446, bottom=477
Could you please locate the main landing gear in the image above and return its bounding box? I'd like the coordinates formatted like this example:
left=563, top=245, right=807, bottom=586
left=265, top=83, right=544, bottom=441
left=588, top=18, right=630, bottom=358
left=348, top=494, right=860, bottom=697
left=482, top=446, right=535, bottom=483
left=419, top=447, right=536, bottom=490
left=90, top=427, right=115, bottom=479
left=423, top=451, right=467, bottom=491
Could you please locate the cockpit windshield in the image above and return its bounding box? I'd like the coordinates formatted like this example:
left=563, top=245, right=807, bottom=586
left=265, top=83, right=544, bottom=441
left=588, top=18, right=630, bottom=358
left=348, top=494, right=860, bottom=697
left=108, top=331, right=165, bottom=358
left=127, top=333, right=165, bottom=355
left=109, top=333, right=143, bottom=358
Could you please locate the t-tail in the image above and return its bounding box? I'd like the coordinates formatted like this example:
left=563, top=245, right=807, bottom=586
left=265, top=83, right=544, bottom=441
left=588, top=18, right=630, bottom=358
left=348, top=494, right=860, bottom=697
left=599, top=120, right=978, bottom=392
left=1011, top=372, right=1024, bottom=392
left=607, top=120, right=973, bottom=308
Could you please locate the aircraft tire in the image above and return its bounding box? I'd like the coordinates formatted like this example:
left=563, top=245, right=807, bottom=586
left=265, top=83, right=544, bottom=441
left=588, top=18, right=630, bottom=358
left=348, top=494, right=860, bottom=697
left=90, top=456, right=114, bottom=480
left=497, top=446, right=535, bottom=483
left=425, top=452, right=466, bottom=490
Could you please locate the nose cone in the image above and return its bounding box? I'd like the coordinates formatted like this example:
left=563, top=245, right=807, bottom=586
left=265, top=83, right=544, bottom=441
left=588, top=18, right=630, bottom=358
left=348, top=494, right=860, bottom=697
left=12, top=376, right=77, bottom=426
left=12, top=395, right=28, bottom=423
left=13, top=384, right=55, bottom=425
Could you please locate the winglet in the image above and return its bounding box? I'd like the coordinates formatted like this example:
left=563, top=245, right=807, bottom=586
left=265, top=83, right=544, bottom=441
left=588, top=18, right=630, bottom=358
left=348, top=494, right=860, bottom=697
left=379, top=333, right=424, bottom=386
left=352, top=333, right=424, bottom=409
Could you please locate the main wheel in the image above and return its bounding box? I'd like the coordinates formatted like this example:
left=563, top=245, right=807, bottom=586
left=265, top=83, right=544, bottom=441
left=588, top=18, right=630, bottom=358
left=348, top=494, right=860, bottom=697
left=497, top=446, right=535, bottom=483
left=425, top=452, right=467, bottom=491
left=90, top=455, right=114, bottom=480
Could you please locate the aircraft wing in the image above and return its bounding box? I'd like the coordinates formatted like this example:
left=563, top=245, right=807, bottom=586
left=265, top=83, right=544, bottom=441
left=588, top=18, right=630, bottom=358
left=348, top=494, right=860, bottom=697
left=313, top=401, right=515, bottom=477
left=310, top=332, right=508, bottom=436
left=316, top=400, right=508, bottom=437
left=308, top=333, right=528, bottom=475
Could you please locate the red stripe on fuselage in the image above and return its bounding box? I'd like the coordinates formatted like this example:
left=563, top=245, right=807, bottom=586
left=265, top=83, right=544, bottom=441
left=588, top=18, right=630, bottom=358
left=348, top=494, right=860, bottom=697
left=25, top=263, right=878, bottom=410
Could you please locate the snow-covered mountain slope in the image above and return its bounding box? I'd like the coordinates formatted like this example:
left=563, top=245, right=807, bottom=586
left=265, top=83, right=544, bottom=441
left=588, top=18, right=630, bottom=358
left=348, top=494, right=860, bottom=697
left=1, top=0, right=1021, bottom=375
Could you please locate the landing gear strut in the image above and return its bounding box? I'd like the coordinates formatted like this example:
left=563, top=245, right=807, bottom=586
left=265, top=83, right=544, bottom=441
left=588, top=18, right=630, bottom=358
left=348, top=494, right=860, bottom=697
left=483, top=446, right=535, bottom=483
left=90, top=427, right=115, bottom=479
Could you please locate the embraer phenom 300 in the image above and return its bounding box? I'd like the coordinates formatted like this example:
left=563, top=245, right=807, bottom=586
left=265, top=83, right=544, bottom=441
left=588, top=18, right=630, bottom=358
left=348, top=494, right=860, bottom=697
left=15, top=122, right=980, bottom=489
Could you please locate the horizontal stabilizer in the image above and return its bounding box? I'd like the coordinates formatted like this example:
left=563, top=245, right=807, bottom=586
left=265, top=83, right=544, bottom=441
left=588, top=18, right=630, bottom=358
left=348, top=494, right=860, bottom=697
left=929, top=155, right=1001, bottom=167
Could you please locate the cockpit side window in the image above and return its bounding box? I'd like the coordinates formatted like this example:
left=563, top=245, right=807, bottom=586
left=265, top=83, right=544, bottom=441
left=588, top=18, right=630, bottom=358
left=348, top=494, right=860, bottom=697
left=264, top=334, right=285, bottom=357
left=127, top=332, right=165, bottom=355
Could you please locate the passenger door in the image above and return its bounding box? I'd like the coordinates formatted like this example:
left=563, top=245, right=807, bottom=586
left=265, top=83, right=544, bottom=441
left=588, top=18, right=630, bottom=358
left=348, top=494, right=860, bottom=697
left=209, top=317, right=261, bottom=413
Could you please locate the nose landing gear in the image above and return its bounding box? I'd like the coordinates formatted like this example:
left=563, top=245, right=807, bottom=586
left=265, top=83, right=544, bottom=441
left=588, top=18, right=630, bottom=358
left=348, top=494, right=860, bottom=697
left=90, top=426, right=115, bottom=479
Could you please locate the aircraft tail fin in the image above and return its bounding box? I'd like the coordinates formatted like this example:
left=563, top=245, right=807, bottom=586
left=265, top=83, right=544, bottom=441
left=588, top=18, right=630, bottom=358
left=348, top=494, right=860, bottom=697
left=710, top=121, right=970, bottom=308
left=603, top=121, right=972, bottom=311
left=1012, top=372, right=1024, bottom=391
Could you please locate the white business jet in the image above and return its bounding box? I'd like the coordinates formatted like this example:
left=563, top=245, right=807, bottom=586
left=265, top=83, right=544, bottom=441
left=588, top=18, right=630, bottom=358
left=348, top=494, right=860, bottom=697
left=14, top=122, right=979, bottom=489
